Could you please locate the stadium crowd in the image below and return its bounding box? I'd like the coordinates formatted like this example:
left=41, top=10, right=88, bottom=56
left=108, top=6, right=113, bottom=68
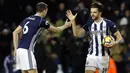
left=0, top=0, right=130, bottom=73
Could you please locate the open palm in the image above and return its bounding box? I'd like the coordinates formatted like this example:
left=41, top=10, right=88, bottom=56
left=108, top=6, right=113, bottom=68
left=66, top=10, right=77, bottom=21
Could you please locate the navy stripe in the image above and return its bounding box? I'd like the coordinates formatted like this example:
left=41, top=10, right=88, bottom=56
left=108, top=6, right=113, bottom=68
left=100, top=22, right=105, bottom=56
left=94, top=24, right=98, bottom=56
left=28, top=51, right=33, bottom=69
left=90, top=40, right=93, bottom=54
left=90, top=24, right=93, bottom=55
left=106, top=23, right=109, bottom=35
left=107, top=49, right=110, bottom=55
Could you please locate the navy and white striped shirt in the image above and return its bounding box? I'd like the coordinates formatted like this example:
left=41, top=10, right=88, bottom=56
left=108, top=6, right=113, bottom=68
left=84, top=18, right=118, bottom=56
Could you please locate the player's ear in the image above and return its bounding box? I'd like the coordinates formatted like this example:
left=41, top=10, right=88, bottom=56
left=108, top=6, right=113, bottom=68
left=99, top=12, right=102, bottom=15
left=44, top=8, right=48, bottom=11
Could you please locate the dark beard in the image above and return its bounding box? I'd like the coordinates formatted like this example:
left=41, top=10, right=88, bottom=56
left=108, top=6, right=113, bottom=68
left=93, top=16, right=98, bottom=20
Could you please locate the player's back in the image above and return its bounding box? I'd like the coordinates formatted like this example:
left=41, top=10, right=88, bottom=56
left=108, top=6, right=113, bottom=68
left=18, top=15, right=45, bottom=52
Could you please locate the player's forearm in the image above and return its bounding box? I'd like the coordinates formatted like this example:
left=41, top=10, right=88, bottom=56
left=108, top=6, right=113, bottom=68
left=72, top=20, right=79, bottom=37
left=114, top=31, right=122, bottom=44
left=56, top=24, right=69, bottom=33
left=13, top=32, right=18, bottom=51
left=12, top=26, right=22, bottom=51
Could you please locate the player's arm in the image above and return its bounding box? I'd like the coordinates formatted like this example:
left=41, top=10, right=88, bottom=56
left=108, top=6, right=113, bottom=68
left=113, top=31, right=122, bottom=44
left=13, top=26, right=22, bottom=56
left=66, top=10, right=85, bottom=37
left=106, top=21, right=122, bottom=47
left=48, top=19, right=72, bottom=33
left=72, top=20, right=85, bottom=37
left=110, top=23, right=122, bottom=46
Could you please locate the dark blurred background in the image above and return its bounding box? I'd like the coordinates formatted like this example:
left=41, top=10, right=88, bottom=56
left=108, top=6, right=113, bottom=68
left=0, top=0, right=130, bottom=73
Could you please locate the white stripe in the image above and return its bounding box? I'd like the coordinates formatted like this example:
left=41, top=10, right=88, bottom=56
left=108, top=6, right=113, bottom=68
left=97, top=23, right=102, bottom=56
left=29, top=28, right=41, bottom=52
left=91, top=23, right=96, bottom=55
left=102, top=20, right=107, bottom=38
left=28, top=50, right=33, bottom=69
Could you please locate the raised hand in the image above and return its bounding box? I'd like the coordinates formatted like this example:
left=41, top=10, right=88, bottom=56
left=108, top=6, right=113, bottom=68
left=66, top=10, right=77, bottom=21
left=64, top=19, right=72, bottom=28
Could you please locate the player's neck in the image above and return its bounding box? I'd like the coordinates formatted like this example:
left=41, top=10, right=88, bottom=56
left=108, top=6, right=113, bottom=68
left=94, top=17, right=103, bottom=24
left=35, top=12, right=44, bottom=17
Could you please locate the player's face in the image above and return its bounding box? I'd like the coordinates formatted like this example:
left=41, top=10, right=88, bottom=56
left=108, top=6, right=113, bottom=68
left=90, top=8, right=101, bottom=20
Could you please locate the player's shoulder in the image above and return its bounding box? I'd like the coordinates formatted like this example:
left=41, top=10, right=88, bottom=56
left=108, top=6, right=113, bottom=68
left=103, top=18, right=114, bottom=24
left=103, top=18, right=115, bottom=26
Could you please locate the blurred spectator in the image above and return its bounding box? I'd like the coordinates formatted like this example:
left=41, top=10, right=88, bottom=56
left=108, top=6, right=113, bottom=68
left=107, top=58, right=117, bottom=73
left=0, top=20, right=4, bottom=32
left=59, top=29, right=74, bottom=73
left=0, top=0, right=4, bottom=6
left=24, top=5, right=33, bottom=17
left=56, top=3, right=66, bottom=21
left=68, top=0, right=78, bottom=10
left=47, top=0, right=58, bottom=23
left=35, top=40, right=58, bottom=73
left=119, top=9, right=130, bottom=44
left=35, top=30, right=59, bottom=73
left=119, top=2, right=127, bottom=18
left=119, top=9, right=130, bottom=28
left=109, top=8, right=120, bottom=23
left=0, top=20, right=4, bottom=72
left=3, top=50, right=21, bottom=73
left=124, top=43, right=130, bottom=73
left=124, top=0, right=130, bottom=6
left=70, top=37, right=89, bottom=73
left=74, top=2, right=90, bottom=26
left=11, top=22, right=17, bottom=32
left=110, top=44, right=127, bottom=73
